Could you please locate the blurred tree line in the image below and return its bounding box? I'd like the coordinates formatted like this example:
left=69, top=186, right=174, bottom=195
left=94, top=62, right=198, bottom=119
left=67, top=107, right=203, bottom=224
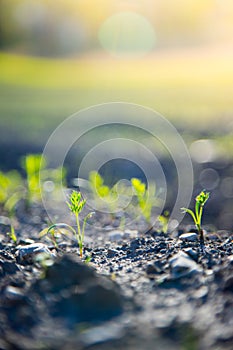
left=0, top=0, right=92, bottom=55
left=0, top=0, right=232, bottom=56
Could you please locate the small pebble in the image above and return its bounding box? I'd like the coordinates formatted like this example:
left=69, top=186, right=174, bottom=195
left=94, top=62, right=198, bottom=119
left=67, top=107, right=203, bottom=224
left=183, top=248, right=198, bottom=261
left=80, top=323, right=124, bottom=346
left=179, top=232, right=198, bottom=242
left=107, top=249, right=118, bottom=258
left=18, top=238, right=35, bottom=245
left=169, top=251, right=202, bottom=279
left=192, top=286, right=208, bottom=299
left=227, top=255, right=233, bottom=264
left=130, top=239, right=141, bottom=250
left=223, top=275, right=233, bottom=293
left=146, top=264, right=157, bottom=275
left=0, top=216, right=11, bottom=225
left=108, top=230, right=124, bottom=242
left=17, top=243, right=55, bottom=261
left=4, top=286, right=25, bottom=301
left=124, top=229, right=138, bottom=239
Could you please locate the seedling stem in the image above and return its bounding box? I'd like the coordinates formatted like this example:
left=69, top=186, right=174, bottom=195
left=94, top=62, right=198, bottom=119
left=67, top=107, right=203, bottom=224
left=181, top=190, right=209, bottom=246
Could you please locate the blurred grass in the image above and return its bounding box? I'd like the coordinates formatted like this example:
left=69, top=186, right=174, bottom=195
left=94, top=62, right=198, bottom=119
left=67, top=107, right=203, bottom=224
left=0, top=49, right=233, bottom=147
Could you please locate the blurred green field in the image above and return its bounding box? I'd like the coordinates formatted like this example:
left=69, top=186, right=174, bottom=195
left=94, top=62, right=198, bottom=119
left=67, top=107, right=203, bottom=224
left=0, top=48, right=233, bottom=148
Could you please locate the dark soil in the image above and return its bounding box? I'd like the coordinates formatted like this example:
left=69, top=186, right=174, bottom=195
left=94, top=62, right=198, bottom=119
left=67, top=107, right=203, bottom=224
left=0, top=207, right=233, bottom=350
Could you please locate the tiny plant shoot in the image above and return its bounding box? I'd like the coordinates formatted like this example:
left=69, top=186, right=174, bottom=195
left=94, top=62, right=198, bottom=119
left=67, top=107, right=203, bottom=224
left=88, top=170, right=118, bottom=213
left=22, top=154, right=46, bottom=206
left=0, top=170, right=24, bottom=216
left=67, top=191, right=94, bottom=258
left=7, top=224, right=17, bottom=244
left=40, top=191, right=93, bottom=257
left=131, top=178, right=157, bottom=224
left=22, top=153, right=66, bottom=208
left=181, top=190, right=210, bottom=244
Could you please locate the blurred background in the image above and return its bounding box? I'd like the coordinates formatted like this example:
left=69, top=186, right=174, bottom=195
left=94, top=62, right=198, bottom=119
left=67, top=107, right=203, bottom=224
left=0, top=0, right=233, bottom=229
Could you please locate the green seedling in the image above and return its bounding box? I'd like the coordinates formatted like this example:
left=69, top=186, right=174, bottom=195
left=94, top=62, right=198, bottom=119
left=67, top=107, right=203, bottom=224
left=89, top=171, right=110, bottom=198
left=89, top=171, right=135, bottom=226
left=158, top=210, right=170, bottom=233
left=181, top=189, right=210, bottom=244
left=39, top=225, right=63, bottom=248
left=84, top=255, right=92, bottom=264
left=89, top=171, right=118, bottom=212
left=41, top=166, right=66, bottom=197
left=21, top=154, right=46, bottom=206
left=7, top=224, right=17, bottom=244
left=67, top=191, right=94, bottom=257
left=22, top=153, right=66, bottom=208
left=131, top=178, right=157, bottom=224
left=0, top=154, right=66, bottom=217
left=40, top=191, right=93, bottom=257
left=0, top=170, right=24, bottom=216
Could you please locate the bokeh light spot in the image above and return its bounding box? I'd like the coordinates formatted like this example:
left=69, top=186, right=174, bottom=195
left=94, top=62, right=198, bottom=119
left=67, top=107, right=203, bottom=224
left=220, top=177, right=233, bottom=198
left=98, top=12, right=156, bottom=58
left=199, top=168, right=219, bottom=190
left=189, top=139, right=216, bottom=163
left=218, top=211, right=233, bottom=231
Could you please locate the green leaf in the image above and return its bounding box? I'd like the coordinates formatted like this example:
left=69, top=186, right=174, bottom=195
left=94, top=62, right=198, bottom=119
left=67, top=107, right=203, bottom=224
left=82, top=212, right=94, bottom=239
left=131, top=178, right=146, bottom=195
left=7, top=225, right=17, bottom=243
left=181, top=207, right=197, bottom=225
left=39, top=223, right=76, bottom=238
left=97, top=185, right=110, bottom=197
left=196, top=190, right=210, bottom=206
left=89, top=171, right=104, bottom=188
left=67, top=191, right=86, bottom=214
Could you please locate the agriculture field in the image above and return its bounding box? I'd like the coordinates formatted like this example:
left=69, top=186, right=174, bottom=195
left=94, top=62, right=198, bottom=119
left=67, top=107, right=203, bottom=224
left=0, top=46, right=233, bottom=148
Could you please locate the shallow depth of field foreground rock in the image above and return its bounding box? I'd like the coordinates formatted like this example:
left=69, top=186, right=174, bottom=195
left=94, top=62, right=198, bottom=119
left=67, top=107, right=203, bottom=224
left=0, top=227, right=233, bottom=350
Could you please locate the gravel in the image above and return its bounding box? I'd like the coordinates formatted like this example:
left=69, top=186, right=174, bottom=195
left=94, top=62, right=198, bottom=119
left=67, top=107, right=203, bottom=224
left=0, top=216, right=233, bottom=350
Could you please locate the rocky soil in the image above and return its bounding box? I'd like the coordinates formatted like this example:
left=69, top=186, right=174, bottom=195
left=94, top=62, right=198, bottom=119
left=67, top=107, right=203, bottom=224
left=0, top=212, right=233, bottom=350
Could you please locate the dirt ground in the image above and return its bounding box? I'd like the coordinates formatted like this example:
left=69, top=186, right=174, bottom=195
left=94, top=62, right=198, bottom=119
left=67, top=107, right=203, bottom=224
left=0, top=208, right=233, bottom=350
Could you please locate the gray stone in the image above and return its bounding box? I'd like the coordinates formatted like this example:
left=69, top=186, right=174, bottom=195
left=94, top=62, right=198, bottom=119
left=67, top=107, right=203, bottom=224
left=146, top=263, right=157, bottom=275
left=227, top=255, right=233, bottom=264
left=107, top=248, right=118, bottom=258
left=179, top=232, right=198, bottom=242
left=17, top=243, right=55, bottom=261
left=43, top=253, right=96, bottom=291
left=192, top=286, right=209, bottom=300
left=0, top=215, right=11, bottom=225
left=169, top=251, right=202, bottom=279
left=80, top=322, right=125, bottom=346
left=146, top=260, right=163, bottom=275
left=0, top=259, right=20, bottom=276
left=108, top=230, right=124, bottom=242
left=0, top=215, right=11, bottom=236
left=223, top=274, right=233, bottom=293
left=4, top=286, right=25, bottom=301
left=183, top=247, right=198, bottom=261
left=38, top=254, right=124, bottom=324
left=18, top=238, right=35, bottom=245
left=124, top=229, right=138, bottom=239
left=152, top=309, right=177, bottom=329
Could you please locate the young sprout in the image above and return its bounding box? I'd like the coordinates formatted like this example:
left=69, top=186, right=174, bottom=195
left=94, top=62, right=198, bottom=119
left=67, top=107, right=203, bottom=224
left=158, top=210, right=170, bottom=233
left=7, top=224, right=17, bottom=244
left=131, top=178, right=157, bottom=224
left=40, top=191, right=93, bottom=257
left=181, top=190, right=210, bottom=245
left=0, top=170, right=24, bottom=216
left=40, top=225, right=62, bottom=249
left=22, top=154, right=46, bottom=206
left=67, top=191, right=94, bottom=257
left=88, top=171, right=118, bottom=213
left=22, top=153, right=66, bottom=208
